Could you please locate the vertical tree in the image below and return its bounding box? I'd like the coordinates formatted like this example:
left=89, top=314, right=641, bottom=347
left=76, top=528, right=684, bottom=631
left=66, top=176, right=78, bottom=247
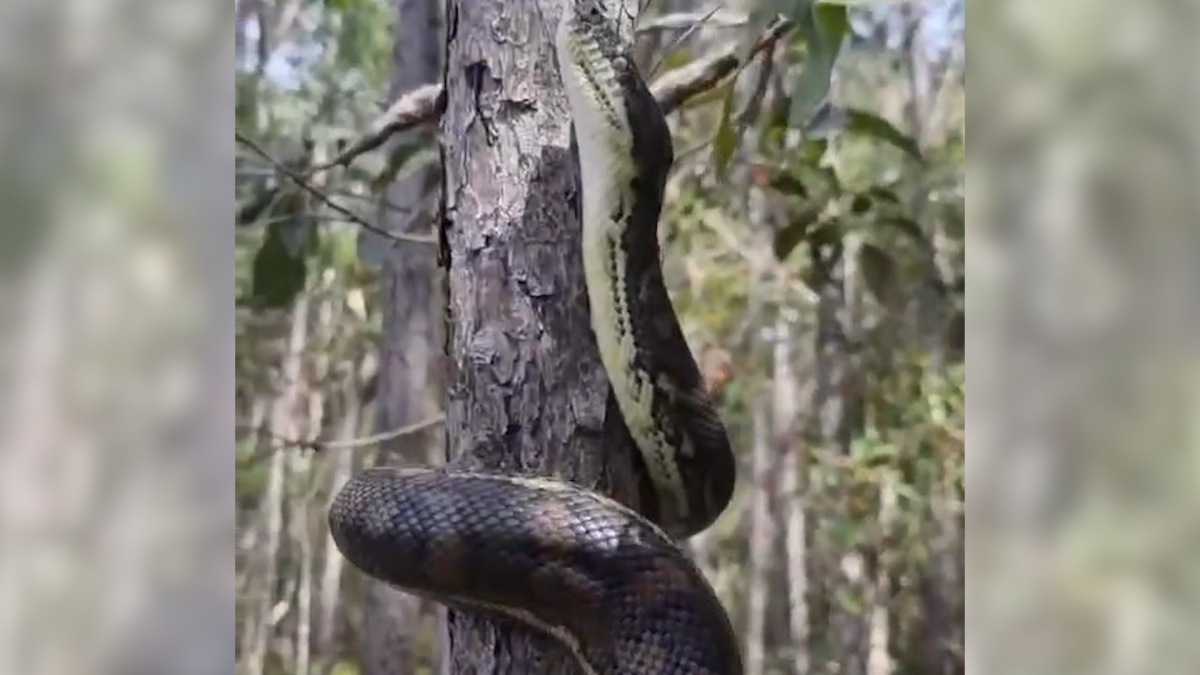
left=361, top=1, right=444, bottom=674
left=437, top=0, right=641, bottom=673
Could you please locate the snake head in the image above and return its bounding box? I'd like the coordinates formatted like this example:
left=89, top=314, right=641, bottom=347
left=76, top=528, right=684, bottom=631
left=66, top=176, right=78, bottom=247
left=556, top=0, right=640, bottom=110
left=561, top=0, right=639, bottom=56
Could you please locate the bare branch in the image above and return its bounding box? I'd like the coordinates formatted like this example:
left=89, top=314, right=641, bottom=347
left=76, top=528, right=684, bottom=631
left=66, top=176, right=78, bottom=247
left=320, top=17, right=794, bottom=171
left=235, top=130, right=437, bottom=245
left=311, top=84, right=444, bottom=173
left=647, top=5, right=724, bottom=78
left=638, top=9, right=750, bottom=32
left=654, top=16, right=793, bottom=115
left=238, top=414, right=445, bottom=456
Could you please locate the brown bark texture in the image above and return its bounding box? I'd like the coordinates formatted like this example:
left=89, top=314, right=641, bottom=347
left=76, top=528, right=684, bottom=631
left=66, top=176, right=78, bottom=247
left=360, top=0, right=445, bottom=673
left=437, top=0, right=642, bottom=673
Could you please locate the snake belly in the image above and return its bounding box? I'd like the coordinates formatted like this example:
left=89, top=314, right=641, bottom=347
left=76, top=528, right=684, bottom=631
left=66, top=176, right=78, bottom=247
left=327, top=2, right=742, bottom=674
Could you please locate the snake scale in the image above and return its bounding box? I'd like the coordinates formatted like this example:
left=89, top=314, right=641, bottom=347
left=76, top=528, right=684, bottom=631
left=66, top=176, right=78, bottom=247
left=328, top=1, right=742, bottom=673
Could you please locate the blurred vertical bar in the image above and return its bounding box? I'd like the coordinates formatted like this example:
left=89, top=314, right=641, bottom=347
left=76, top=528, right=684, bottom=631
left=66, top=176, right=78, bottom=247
left=106, top=1, right=237, bottom=667
left=972, top=1, right=1200, bottom=675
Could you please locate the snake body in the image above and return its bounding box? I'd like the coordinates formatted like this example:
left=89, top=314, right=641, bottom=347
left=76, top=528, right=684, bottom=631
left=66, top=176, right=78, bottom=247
left=329, top=2, right=741, bottom=673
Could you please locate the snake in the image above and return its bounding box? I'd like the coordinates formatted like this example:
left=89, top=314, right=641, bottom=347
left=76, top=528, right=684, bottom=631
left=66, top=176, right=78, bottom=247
left=327, top=1, right=742, bottom=674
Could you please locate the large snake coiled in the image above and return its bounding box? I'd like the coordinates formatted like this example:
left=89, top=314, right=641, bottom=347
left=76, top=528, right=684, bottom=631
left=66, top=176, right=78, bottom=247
left=328, top=2, right=742, bottom=674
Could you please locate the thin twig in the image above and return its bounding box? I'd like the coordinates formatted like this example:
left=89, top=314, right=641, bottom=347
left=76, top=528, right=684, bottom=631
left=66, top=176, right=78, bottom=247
left=647, top=5, right=724, bottom=79
left=638, top=9, right=749, bottom=32
left=235, top=130, right=438, bottom=245
left=311, top=83, right=443, bottom=173
left=307, top=414, right=445, bottom=451
left=239, top=414, right=446, bottom=456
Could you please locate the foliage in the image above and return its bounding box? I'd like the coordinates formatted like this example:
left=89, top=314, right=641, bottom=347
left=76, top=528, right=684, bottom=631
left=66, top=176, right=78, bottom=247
left=235, top=1, right=964, bottom=674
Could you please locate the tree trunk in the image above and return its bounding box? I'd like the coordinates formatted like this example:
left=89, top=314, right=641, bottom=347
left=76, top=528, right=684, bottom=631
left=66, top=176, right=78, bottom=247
left=107, top=10, right=236, bottom=672
left=813, top=241, right=868, bottom=675
left=315, top=370, right=362, bottom=667
left=772, top=316, right=810, bottom=675
left=744, top=397, right=773, bottom=675
left=438, top=1, right=643, bottom=673
left=360, top=0, right=445, bottom=673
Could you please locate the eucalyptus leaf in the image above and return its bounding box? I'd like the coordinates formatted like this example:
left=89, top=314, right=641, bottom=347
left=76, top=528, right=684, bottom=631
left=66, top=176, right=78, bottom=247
left=790, top=2, right=849, bottom=128
left=711, top=86, right=740, bottom=178
left=250, top=219, right=311, bottom=308
left=859, top=242, right=901, bottom=313
left=773, top=198, right=829, bottom=260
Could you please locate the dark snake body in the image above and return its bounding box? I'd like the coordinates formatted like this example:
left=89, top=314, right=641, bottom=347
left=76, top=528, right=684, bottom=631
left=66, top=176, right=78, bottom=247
left=329, top=470, right=741, bottom=675
left=329, top=2, right=742, bottom=673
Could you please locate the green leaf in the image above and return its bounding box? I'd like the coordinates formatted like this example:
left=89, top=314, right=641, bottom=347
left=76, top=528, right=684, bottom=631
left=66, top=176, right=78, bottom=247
left=790, top=2, right=849, bottom=127
left=794, top=137, right=829, bottom=168
left=864, top=185, right=901, bottom=205
left=711, top=85, right=740, bottom=177
left=859, top=242, right=902, bottom=312
left=879, top=215, right=929, bottom=248
left=773, top=198, right=828, bottom=260
left=250, top=219, right=311, bottom=308
left=769, top=0, right=816, bottom=23
left=842, top=108, right=925, bottom=162
left=738, top=1, right=805, bottom=65
left=324, top=225, right=361, bottom=273
left=769, top=171, right=809, bottom=199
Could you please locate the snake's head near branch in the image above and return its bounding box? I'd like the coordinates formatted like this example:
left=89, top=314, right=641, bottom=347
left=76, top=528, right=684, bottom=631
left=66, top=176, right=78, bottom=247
left=556, top=0, right=673, bottom=188
left=559, top=0, right=639, bottom=56
left=555, top=0, right=643, bottom=133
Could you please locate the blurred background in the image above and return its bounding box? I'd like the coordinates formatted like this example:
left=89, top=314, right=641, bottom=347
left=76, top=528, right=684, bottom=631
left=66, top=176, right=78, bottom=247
left=234, top=1, right=963, bottom=674
left=0, top=2, right=231, bottom=675
left=1, top=0, right=1196, bottom=675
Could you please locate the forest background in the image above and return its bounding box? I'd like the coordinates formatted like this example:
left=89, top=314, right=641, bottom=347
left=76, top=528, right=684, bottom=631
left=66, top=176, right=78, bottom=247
left=2, top=0, right=1200, bottom=667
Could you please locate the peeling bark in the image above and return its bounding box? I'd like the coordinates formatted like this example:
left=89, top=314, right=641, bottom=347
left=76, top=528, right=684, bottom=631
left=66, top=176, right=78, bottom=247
left=437, top=1, right=642, bottom=673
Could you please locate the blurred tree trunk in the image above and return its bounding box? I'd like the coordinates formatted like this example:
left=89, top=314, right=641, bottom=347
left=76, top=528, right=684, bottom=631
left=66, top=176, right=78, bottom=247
left=897, top=10, right=964, bottom=675
left=438, top=1, right=643, bottom=674
left=812, top=241, right=868, bottom=675
left=315, top=367, right=362, bottom=667
left=106, top=9, right=240, bottom=672
left=248, top=294, right=311, bottom=675
left=773, top=316, right=809, bottom=675
left=359, top=0, right=444, bottom=673
left=744, top=398, right=773, bottom=675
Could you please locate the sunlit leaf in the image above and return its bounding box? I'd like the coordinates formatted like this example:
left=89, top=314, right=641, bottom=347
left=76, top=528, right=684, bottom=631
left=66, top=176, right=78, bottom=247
left=770, top=172, right=810, bottom=199
left=859, top=242, right=901, bottom=312
left=711, top=85, right=740, bottom=177
left=773, top=198, right=828, bottom=260
left=840, top=108, right=924, bottom=162
left=878, top=215, right=928, bottom=248
left=790, top=2, right=849, bottom=127
left=325, top=225, right=360, bottom=273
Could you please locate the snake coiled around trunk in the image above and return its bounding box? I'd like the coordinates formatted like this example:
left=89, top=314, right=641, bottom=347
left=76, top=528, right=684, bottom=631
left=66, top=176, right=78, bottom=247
left=328, top=2, right=741, bottom=673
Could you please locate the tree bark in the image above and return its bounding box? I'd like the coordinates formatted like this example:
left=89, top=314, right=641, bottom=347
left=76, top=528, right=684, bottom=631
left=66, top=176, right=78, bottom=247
left=437, top=1, right=643, bottom=673
left=360, top=0, right=445, bottom=673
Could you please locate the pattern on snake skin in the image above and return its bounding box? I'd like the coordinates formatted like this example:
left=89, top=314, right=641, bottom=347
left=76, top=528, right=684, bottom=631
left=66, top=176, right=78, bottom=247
left=330, top=468, right=741, bottom=675
left=328, top=1, right=743, bottom=673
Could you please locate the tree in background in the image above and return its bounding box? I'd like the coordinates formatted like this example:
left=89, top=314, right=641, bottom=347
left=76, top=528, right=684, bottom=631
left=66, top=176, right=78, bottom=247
left=234, top=1, right=964, bottom=674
